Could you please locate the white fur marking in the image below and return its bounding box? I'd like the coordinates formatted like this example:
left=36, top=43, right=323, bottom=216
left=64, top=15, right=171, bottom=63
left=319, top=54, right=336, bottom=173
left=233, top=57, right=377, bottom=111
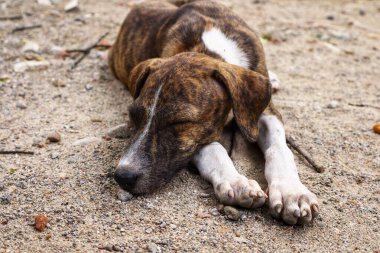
left=202, top=28, right=250, bottom=68
left=118, top=84, right=163, bottom=167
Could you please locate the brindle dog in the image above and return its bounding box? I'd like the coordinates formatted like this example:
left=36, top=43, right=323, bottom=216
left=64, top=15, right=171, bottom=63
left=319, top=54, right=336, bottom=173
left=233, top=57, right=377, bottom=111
left=109, top=0, right=319, bottom=225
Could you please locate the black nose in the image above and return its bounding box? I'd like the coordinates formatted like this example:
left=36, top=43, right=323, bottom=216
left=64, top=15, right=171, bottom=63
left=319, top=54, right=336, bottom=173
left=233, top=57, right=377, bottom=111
left=114, top=168, right=139, bottom=190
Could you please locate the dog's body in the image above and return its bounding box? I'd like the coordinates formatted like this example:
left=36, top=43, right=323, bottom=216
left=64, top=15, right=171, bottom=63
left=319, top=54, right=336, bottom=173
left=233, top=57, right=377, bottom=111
left=109, top=0, right=319, bottom=225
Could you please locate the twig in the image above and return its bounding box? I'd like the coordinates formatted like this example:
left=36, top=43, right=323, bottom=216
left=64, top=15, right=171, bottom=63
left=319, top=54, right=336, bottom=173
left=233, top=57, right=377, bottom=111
left=70, top=32, right=109, bottom=69
left=12, top=24, right=42, bottom=33
left=0, top=15, right=23, bottom=21
left=0, top=150, right=34, bottom=155
left=286, top=136, right=325, bottom=173
left=348, top=103, right=380, bottom=110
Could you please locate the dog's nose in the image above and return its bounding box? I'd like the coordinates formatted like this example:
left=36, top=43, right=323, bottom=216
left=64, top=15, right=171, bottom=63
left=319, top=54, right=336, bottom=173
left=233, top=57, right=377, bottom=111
left=114, top=168, right=139, bottom=190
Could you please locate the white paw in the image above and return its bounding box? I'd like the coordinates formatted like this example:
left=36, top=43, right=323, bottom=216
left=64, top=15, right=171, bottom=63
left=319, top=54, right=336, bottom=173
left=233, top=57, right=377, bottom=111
left=268, top=70, right=280, bottom=92
left=267, top=180, right=319, bottom=225
left=214, top=176, right=267, bottom=209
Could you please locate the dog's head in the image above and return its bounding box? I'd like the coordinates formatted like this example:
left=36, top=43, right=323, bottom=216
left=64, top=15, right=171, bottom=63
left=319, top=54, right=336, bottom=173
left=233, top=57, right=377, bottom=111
left=114, top=53, right=271, bottom=194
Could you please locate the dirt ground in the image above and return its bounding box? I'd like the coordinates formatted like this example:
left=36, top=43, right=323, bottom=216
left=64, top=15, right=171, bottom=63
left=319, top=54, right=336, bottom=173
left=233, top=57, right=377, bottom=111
left=1, top=0, right=379, bottom=252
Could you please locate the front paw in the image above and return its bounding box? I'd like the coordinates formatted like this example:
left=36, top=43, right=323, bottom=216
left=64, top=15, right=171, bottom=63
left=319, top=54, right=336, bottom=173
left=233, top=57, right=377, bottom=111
left=267, top=179, right=319, bottom=225
left=214, top=176, right=267, bottom=209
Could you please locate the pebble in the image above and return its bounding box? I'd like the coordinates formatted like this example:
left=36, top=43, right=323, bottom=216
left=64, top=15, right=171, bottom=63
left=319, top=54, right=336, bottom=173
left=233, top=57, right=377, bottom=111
left=37, top=0, right=51, bottom=5
left=104, top=245, right=113, bottom=251
left=72, top=137, right=102, bottom=146
left=145, top=228, right=153, bottom=234
left=21, top=41, right=40, bottom=54
left=47, top=131, right=61, bottom=143
left=326, top=15, right=335, bottom=20
left=106, top=124, right=129, bottom=139
left=373, top=123, right=380, bottom=134
left=16, top=100, right=27, bottom=109
left=13, top=61, right=50, bottom=73
left=327, top=100, right=338, bottom=109
left=0, top=181, right=4, bottom=191
left=330, top=30, right=351, bottom=41
left=147, top=242, right=159, bottom=253
left=113, top=245, right=122, bottom=252
left=223, top=206, right=241, bottom=221
left=64, top=0, right=79, bottom=12
left=117, top=189, right=133, bottom=202
left=50, top=152, right=59, bottom=159
left=52, top=79, right=66, bottom=87
left=0, top=193, right=12, bottom=204
left=85, top=84, right=93, bottom=91
left=35, top=214, right=48, bottom=232
left=199, top=193, right=211, bottom=198
left=209, top=208, right=219, bottom=216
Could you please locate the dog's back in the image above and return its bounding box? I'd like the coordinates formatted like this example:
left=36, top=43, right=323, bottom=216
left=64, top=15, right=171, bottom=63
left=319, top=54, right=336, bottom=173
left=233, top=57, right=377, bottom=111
left=109, top=0, right=268, bottom=89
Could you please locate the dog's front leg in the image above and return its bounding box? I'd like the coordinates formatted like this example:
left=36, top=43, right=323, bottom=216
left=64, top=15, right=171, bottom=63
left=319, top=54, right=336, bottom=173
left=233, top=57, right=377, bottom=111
left=257, top=115, right=319, bottom=225
left=193, top=142, right=266, bottom=208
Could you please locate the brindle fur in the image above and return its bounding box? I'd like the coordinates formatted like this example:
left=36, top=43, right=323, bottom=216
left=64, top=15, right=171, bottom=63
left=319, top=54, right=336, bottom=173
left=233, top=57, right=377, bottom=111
left=109, top=0, right=277, bottom=194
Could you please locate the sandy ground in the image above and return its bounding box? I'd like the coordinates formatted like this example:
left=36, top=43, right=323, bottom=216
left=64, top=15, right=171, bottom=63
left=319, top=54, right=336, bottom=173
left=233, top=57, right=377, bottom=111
left=1, top=0, right=379, bottom=252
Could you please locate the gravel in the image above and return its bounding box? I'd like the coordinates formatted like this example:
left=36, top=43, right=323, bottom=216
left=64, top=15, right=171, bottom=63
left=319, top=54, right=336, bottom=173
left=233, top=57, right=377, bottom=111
left=0, top=0, right=379, bottom=252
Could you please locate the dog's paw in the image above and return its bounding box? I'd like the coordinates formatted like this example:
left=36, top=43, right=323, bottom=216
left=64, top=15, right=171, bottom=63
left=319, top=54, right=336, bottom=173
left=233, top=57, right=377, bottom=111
left=214, top=176, right=267, bottom=209
left=267, top=180, right=319, bottom=225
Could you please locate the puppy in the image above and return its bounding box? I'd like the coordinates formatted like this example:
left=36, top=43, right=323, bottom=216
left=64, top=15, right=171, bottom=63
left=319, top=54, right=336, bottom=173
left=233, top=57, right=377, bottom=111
left=108, top=0, right=319, bottom=225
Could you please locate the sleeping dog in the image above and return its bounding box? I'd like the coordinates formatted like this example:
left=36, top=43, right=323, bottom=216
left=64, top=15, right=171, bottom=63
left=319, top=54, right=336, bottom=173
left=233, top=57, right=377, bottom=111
left=108, top=0, right=319, bottom=225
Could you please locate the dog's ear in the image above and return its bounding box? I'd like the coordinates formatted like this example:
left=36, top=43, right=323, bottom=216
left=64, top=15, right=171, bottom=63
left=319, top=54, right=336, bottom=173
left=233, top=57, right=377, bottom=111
left=128, top=58, right=164, bottom=98
left=213, top=62, right=271, bottom=142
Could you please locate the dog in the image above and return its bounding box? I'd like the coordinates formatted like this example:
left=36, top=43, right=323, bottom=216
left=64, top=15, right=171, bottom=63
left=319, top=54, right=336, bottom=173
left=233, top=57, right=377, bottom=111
left=108, top=0, right=319, bottom=225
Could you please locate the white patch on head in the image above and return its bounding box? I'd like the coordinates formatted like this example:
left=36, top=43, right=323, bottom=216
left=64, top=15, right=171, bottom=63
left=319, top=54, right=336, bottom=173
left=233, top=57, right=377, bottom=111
left=118, top=84, right=164, bottom=167
left=202, top=27, right=250, bottom=68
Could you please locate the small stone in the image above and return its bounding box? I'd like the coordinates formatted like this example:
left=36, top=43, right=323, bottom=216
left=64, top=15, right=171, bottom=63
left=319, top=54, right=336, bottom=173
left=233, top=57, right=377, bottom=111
left=223, top=206, right=241, bottom=221
left=13, top=61, right=50, bottom=73
left=327, top=100, right=338, bottom=109
left=145, top=228, right=153, bottom=234
left=117, top=189, right=133, bottom=202
left=21, top=41, right=40, bottom=53
left=326, top=15, right=334, bottom=20
left=373, top=123, right=380, bottom=134
left=52, top=79, right=65, bottom=87
left=50, top=152, right=59, bottom=159
left=37, top=0, right=51, bottom=5
left=104, top=245, right=113, bottom=251
left=16, top=100, right=27, bottom=109
left=106, top=124, right=129, bottom=139
left=209, top=208, right=219, bottom=216
left=199, top=193, right=211, bottom=198
left=47, top=131, right=61, bottom=142
left=85, top=84, right=93, bottom=91
left=0, top=194, right=11, bottom=204
left=147, top=242, right=159, bottom=253
left=217, top=204, right=224, bottom=212
left=196, top=209, right=211, bottom=218
left=72, top=137, right=102, bottom=146
left=64, top=0, right=79, bottom=12
left=35, top=214, right=48, bottom=232
left=113, top=245, right=122, bottom=252
left=359, top=9, right=365, bottom=16
left=330, top=30, right=351, bottom=41
left=0, top=182, right=4, bottom=191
